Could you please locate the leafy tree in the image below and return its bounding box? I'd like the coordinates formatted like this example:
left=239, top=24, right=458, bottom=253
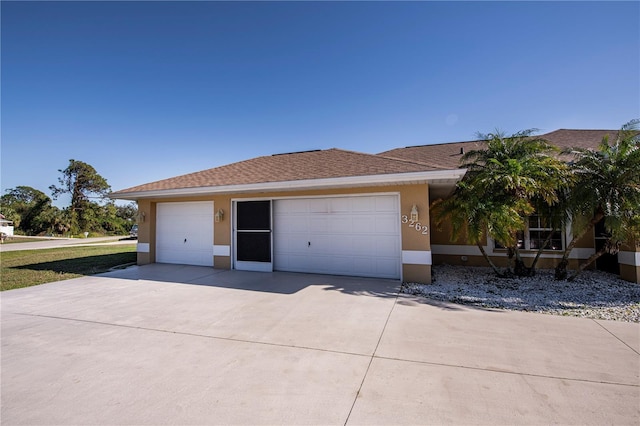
left=555, top=119, right=640, bottom=280
left=49, top=160, right=111, bottom=234
left=0, top=205, right=20, bottom=229
left=0, top=186, right=57, bottom=235
left=433, top=129, right=574, bottom=277
left=49, top=209, right=72, bottom=236
left=115, top=202, right=138, bottom=226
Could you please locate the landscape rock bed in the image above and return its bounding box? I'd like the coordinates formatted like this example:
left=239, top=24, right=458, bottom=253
left=402, top=265, right=640, bottom=322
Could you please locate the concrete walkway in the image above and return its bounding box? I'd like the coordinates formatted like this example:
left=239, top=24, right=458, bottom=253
left=1, top=264, right=638, bottom=425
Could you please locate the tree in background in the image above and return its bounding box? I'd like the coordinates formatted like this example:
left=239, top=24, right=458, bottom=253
left=0, top=186, right=61, bottom=235
left=555, top=119, right=640, bottom=280
left=50, top=159, right=111, bottom=234
left=93, top=202, right=138, bottom=234
left=115, top=202, right=138, bottom=231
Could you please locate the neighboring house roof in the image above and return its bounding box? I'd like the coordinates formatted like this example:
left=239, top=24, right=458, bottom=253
left=540, top=129, right=619, bottom=151
left=111, top=129, right=621, bottom=200
left=378, top=129, right=618, bottom=169
left=111, top=148, right=464, bottom=199
left=379, top=140, right=485, bottom=170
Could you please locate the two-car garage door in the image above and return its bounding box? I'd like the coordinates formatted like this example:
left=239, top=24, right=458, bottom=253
left=273, top=195, right=401, bottom=279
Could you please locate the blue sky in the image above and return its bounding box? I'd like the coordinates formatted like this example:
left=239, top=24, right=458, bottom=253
left=2, top=1, right=639, bottom=207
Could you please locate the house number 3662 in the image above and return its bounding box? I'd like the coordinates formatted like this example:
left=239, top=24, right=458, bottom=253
left=401, top=215, right=428, bottom=235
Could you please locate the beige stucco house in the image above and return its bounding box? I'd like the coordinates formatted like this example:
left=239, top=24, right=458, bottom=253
left=110, top=129, right=640, bottom=284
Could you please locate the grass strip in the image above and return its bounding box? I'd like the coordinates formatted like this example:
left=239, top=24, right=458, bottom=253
left=1, top=237, right=55, bottom=244
left=1, top=245, right=136, bottom=291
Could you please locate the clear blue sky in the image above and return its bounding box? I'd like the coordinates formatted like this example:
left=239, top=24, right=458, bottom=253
left=2, top=1, right=639, bottom=207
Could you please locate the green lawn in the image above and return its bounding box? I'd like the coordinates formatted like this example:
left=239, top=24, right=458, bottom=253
left=1, top=245, right=136, bottom=291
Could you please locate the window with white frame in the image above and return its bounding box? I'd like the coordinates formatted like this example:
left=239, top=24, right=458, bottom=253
left=494, top=215, right=563, bottom=251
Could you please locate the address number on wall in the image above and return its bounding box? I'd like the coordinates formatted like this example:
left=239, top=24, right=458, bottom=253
left=401, top=215, right=428, bottom=235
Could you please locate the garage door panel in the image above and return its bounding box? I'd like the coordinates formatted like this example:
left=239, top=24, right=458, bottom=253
left=309, top=217, right=328, bottom=232
left=330, top=256, right=352, bottom=273
left=159, top=249, right=211, bottom=266
left=279, top=216, right=308, bottom=233
left=288, top=254, right=314, bottom=271
left=352, top=196, right=375, bottom=212
left=353, top=257, right=375, bottom=274
left=376, top=216, right=399, bottom=233
left=375, top=258, right=401, bottom=277
left=273, top=195, right=401, bottom=279
left=329, top=217, right=352, bottom=233
left=273, top=234, right=289, bottom=252
left=293, top=238, right=309, bottom=252
left=352, top=235, right=375, bottom=251
left=274, top=199, right=305, bottom=213
left=375, top=196, right=398, bottom=212
left=330, top=197, right=351, bottom=212
left=315, top=235, right=343, bottom=254
left=352, top=216, right=376, bottom=233
left=309, top=199, right=329, bottom=213
left=376, top=236, right=401, bottom=256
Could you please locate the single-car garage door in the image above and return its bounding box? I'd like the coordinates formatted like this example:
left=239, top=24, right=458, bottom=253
left=156, top=201, right=214, bottom=267
left=273, top=195, right=401, bottom=279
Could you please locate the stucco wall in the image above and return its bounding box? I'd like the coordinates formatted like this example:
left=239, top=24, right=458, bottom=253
left=619, top=242, right=640, bottom=284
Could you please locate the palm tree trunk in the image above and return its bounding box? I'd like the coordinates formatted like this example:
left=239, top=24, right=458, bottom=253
left=530, top=229, right=556, bottom=271
left=513, top=246, right=531, bottom=276
left=567, top=248, right=605, bottom=281
left=568, top=240, right=621, bottom=281
left=476, top=242, right=504, bottom=277
left=555, top=212, right=604, bottom=280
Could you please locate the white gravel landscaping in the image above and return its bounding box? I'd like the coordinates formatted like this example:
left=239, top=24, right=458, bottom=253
left=402, top=265, right=640, bottom=322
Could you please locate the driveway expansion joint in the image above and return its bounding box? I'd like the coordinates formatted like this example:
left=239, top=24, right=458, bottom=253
left=371, top=354, right=640, bottom=388
left=592, top=318, right=640, bottom=356
left=343, top=290, right=401, bottom=426
left=6, top=311, right=372, bottom=359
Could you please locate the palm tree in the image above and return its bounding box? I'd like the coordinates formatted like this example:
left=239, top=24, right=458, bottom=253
left=555, top=119, right=640, bottom=280
left=433, top=129, right=574, bottom=277
left=461, top=130, right=573, bottom=276
left=431, top=180, right=522, bottom=277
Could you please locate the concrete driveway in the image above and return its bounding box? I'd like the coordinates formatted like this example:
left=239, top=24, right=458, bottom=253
left=2, top=264, right=638, bottom=425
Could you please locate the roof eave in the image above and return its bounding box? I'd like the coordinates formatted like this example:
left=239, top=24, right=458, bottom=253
left=110, top=169, right=467, bottom=201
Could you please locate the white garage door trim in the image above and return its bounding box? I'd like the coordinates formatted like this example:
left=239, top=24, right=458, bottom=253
left=156, top=201, right=214, bottom=267
left=273, top=194, right=401, bottom=279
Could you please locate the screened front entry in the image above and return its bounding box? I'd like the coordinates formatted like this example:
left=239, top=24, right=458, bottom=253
left=234, top=200, right=273, bottom=272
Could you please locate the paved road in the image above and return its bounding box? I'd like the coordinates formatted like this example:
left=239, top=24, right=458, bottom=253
left=2, top=264, right=638, bottom=425
left=0, top=236, right=136, bottom=252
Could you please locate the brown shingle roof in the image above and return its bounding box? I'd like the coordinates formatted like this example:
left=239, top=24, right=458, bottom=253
left=111, top=148, right=437, bottom=195
left=112, top=129, right=623, bottom=197
left=378, top=129, right=618, bottom=169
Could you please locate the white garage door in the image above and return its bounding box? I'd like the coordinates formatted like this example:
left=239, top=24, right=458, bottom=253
left=273, top=195, right=401, bottom=279
left=156, top=202, right=214, bottom=267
